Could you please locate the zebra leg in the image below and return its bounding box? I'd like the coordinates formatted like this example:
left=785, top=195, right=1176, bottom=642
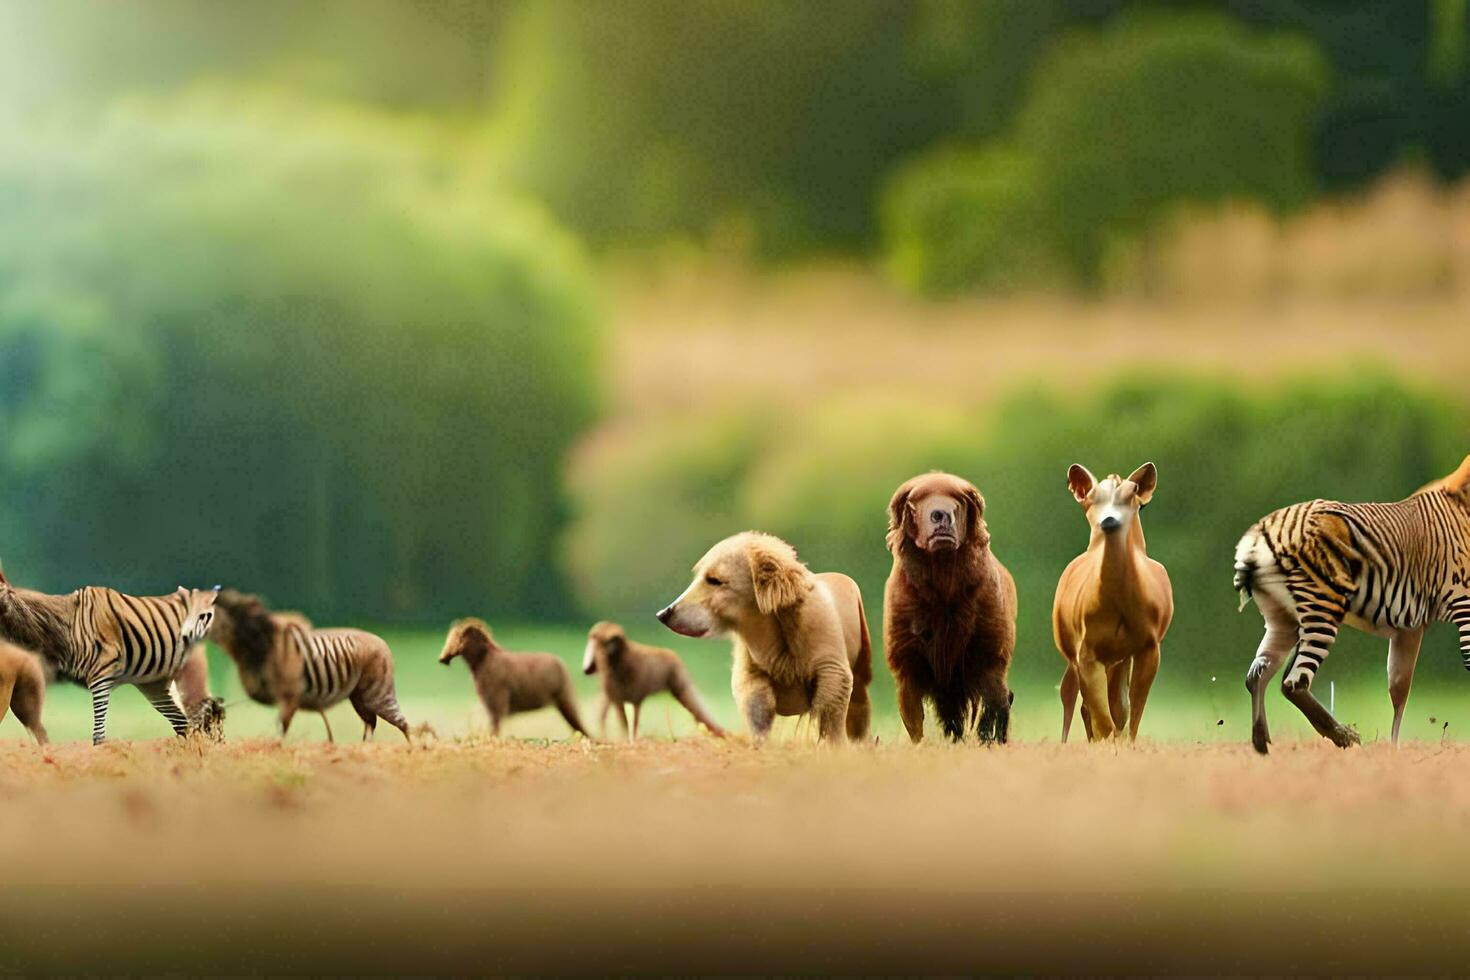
left=1244, top=600, right=1296, bottom=755
left=1280, top=593, right=1357, bottom=748
left=137, top=680, right=190, bottom=738
left=319, top=711, right=335, bottom=743
left=1387, top=626, right=1425, bottom=747
left=1454, top=605, right=1470, bottom=671
left=375, top=697, right=412, bottom=744
left=88, top=678, right=115, bottom=746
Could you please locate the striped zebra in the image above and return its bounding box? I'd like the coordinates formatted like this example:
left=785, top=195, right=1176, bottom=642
left=210, top=590, right=411, bottom=742
left=1233, top=455, right=1470, bottom=753
left=0, top=566, right=219, bottom=744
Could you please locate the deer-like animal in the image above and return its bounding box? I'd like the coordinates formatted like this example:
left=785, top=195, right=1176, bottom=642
left=1053, top=463, right=1173, bottom=741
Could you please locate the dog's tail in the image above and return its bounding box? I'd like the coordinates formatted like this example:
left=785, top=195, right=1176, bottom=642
left=846, top=592, right=874, bottom=742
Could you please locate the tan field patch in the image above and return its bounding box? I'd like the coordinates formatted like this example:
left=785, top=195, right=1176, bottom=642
left=2, top=738, right=1468, bottom=973
left=608, top=264, right=1470, bottom=424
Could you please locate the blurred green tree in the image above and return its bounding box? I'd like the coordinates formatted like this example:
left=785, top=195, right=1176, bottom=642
left=0, top=90, right=600, bottom=621
left=883, top=11, right=1328, bottom=293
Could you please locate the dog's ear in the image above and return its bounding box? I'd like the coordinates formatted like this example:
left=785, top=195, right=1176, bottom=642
left=885, top=480, right=916, bottom=555
left=1067, top=464, right=1096, bottom=505
left=605, top=633, right=625, bottom=661
left=748, top=541, right=808, bottom=615
left=1127, top=462, right=1158, bottom=507
left=963, top=484, right=991, bottom=550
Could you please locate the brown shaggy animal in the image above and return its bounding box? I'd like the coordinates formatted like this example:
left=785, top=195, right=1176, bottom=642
left=884, top=472, right=1017, bottom=743
left=440, top=619, right=589, bottom=738
left=582, top=621, right=726, bottom=740
left=0, top=641, right=47, bottom=744
left=210, top=590, right=411, bottom=743
left=656, top=531, right=872, bottom=743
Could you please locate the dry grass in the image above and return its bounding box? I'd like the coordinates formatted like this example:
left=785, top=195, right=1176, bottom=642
left=605, top=258, right=1470, bottom=434
left=4, top=737, right=1470, bottom=973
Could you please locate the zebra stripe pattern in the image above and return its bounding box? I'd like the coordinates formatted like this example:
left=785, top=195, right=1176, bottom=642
left=1234, top=456, right=1470, bottom=752
left=281, top=622, right=410, bottom=738
left=59, top=586, right=219, bottom=744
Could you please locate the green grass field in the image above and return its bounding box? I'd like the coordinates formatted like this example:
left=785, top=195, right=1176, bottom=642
left=9, top=622, right=1470, bottom=747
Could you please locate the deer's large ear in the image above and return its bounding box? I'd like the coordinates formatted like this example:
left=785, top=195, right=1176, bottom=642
left=1067, top=464, right=1096, bottom=505
left=1127, top=462, right=1158, bottom=506
left=886, top=481, right=915, bottom=554
left=963, top=485, right=990, bottom=549
left=748, top=541, right=808, bottom=615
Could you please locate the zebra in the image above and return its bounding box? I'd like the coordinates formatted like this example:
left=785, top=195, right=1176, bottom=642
left=209, top=589, right=411, bottom=743
left=0, top=565, right=219, bottom=744
left=1233, top=455, right=1470, bottom=753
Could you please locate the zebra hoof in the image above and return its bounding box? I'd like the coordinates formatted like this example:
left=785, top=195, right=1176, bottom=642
left=1329, top=725, right=1361, bottom=749
left=1251, top=723, right=1270, bottom=755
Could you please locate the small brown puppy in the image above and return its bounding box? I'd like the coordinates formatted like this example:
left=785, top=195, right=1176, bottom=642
left=885, top=472, right=1017, bottom=743
left=583, top=621, right=726, bottom=740
left=0, top=641, right=47, bottom=744
left=440, top=619, right=589, bottom=738
left=656, top=531, right=872, bottom=743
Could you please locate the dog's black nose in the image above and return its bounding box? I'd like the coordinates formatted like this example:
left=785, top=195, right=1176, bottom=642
left=1100, top=515, right=1122, bottom=532
left=932, top=510, right=948, bottom=524
left=656, top=605, right=674, bottom=625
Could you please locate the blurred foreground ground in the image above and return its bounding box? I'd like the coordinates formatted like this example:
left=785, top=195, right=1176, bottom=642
left=1, top=737, right=1467, bottom=973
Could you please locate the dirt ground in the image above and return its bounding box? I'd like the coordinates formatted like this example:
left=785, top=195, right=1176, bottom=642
left=1, top=735, right=1468, bottom=974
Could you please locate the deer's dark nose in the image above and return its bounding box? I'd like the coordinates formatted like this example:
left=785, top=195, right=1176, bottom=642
left=1100, top=515, right=1122, bottom=532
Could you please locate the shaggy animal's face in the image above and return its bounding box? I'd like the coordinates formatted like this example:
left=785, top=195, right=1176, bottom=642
left=657, top=532, right=809, bottom=639
left=888, top=473, right=988, bottom=556
left=910, top=491, right=968, bottom=552
left=583, top=622, right=626, bottom=675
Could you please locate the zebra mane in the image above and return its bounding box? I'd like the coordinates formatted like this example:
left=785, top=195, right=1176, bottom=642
left=213, top=589, right=277, bottom=672
left=0, top=581, right=78, bottom=666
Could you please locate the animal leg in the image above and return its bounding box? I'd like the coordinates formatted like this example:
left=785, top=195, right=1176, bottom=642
left=88, top=678, right=115, bottom=746
left=345, top=694, right=376, bottom=741
left=809, top=662, right=854, bottom=743
left=1126, top=644, right=1160, bottom=741
left=319, top=711, right=335, bottom=743
left=631, top=701, right=643, bottom=741
left=0, top=677, right=13, bottom=730
left=10, top=673, right=47, bottom=745
left=372, top=695, right=413, bottom=744
left=1106, top=661, right=1131, bottom=734
left=896, top=678, right=925, bottom=744
left=976, top=672, right=1012, bottom=745
left=844, top=679, right=871, bottom=743
left=737, top=676, right=778, bottom=743
left=1076, top=654, right=1114, bottom=741
left=278, top=697, right=301, bottom=741
left=1244, top=598, right=1296, bottom=755
left=1388, top=626, right=1425, bottom=747
left=611, top=701, right=630, bottom=740
left=669, top=674, right=725, bottom=737
left=554, top=687, right=590, bottom=739
left=138, top=679, right=190, bottom=738
left=1059, top=665, right=1079, bottom=743
left=1280, top=592, right=1356, bottom=748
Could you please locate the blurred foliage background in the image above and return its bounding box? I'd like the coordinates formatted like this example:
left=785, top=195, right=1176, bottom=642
left=1, top=0, right=1468, bottom=717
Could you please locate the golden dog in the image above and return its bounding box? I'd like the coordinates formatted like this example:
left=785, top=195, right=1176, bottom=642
left=656, top=531, right=871, bottom=742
